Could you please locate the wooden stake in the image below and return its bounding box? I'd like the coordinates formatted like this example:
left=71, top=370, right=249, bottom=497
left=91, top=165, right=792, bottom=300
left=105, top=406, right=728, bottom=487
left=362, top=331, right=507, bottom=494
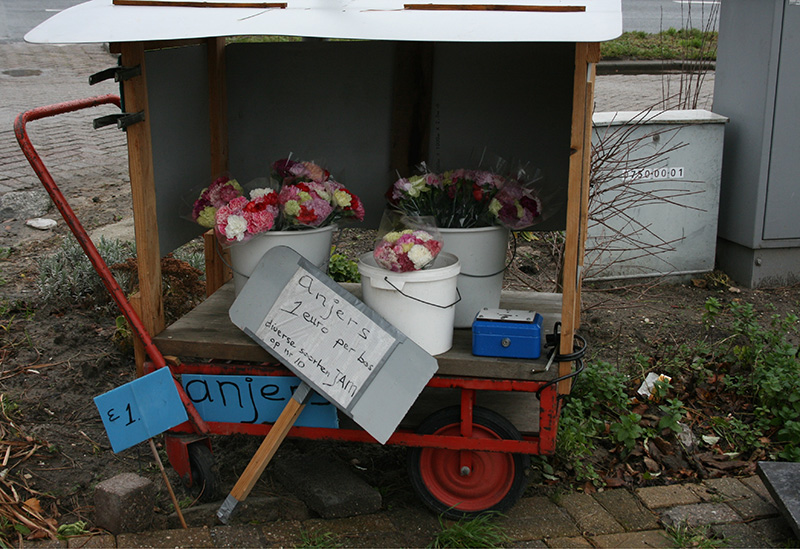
left=216, top=383, right=311, bottom=524
left=149, top=438, right=188, bottom=529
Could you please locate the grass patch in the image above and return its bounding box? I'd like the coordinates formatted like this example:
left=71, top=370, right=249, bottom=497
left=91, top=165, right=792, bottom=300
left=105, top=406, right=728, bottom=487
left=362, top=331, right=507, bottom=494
left=600, top=28, right=717, bottom=61
left=429, top=512, right=510, bottom=548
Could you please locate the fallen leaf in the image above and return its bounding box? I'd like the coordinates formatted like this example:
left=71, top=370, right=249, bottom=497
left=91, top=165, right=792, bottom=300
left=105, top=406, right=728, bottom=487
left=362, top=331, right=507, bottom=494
left=24, top=498, right=43, bottom=514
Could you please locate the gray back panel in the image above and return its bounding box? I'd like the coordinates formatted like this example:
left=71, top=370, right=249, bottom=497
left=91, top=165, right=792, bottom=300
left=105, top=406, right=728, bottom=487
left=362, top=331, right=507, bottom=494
left=147, top=44, right=211, bottom=256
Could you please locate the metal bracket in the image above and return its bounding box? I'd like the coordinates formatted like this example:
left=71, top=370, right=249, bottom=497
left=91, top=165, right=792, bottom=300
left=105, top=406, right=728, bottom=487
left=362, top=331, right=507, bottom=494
left=88, top=65, right=141, bottom=85
left=92, top=111, right=145, bottom=130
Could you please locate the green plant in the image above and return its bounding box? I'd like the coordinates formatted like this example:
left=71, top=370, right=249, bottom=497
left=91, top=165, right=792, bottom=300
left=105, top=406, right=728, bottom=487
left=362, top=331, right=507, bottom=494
left=610, top=412, right=644, bottom=451
left=664, top=522, right=726, bottom=548
left=36, top=236, right=136, bottom=308
left=657, top=399, right=685, bottom=434
left=556, top=360, right=631, bottom=483
left=709, top=416, right=762, bottom=453
left=295, top=527, right=342, bottom=548
left=57, top=520, right=88, bottom=538
left=328, top=252, right=360, bottom=283
left=702, top=296, right=722, bottom=325
left=429, top=512, right=510, bottom=549
left=721, top=303, right=800, bottom=460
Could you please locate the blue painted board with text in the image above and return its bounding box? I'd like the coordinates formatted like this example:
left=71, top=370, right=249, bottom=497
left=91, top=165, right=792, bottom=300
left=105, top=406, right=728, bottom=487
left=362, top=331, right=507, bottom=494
left=94, top=367, right=188, bottom=453
left=181, top=374, right=338, bottom=428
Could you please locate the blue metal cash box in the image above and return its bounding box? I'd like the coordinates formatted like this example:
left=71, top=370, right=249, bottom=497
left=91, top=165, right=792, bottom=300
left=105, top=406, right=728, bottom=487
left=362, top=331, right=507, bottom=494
left=472, top=308, right=543, bottom=359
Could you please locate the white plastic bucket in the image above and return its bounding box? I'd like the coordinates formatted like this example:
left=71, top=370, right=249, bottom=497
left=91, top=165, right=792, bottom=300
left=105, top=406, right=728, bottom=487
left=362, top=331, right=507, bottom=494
left=229, top=226, right=335, bottom=295
left=439, top=226, right=510, bottom=328
left=358, top=252, right=461, bottom=356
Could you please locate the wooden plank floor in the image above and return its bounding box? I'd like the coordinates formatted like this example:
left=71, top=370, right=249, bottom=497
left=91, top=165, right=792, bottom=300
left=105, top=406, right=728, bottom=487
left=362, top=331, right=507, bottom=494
left=154, top=282, right=562, bottom=382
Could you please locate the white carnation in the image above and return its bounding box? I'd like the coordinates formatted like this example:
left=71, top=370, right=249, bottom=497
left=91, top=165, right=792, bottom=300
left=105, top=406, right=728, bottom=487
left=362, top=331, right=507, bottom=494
left=225, top=215, right=248, bottom=241
left=408, top=245, right=434, bottom=270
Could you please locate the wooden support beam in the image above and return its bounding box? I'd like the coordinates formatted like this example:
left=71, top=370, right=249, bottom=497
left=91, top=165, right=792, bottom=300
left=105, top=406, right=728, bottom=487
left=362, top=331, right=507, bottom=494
left=204, top=230, right=231, bottom=296
left=119, top=42, right=165, bottom=376
left=208, top=36, right=229, bottom=178
left=204, top=37, right=231, bottom=295
left=558, top=42, right=594, bottom=394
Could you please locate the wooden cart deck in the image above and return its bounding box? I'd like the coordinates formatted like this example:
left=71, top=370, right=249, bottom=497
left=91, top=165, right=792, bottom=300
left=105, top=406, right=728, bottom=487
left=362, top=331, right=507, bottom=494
left=154, top=282, right=562, bottom=383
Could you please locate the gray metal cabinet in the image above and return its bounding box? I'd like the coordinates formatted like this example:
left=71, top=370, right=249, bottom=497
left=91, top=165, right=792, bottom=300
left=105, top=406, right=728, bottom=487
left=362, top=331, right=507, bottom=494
left=714, top=0, right=800, bottom=287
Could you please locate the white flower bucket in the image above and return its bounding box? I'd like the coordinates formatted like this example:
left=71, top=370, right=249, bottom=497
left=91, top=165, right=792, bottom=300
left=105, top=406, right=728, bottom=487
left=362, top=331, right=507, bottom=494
left=439, top=226, right=510, bottom=328
left=229, top=226, right=335, bottom=295
left=358, top=252, right=461, bottom=356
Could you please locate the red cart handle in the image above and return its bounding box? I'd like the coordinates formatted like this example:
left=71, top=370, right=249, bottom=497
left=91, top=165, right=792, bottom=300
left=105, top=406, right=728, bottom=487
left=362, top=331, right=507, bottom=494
left=14, top=95, right=208, bottom=435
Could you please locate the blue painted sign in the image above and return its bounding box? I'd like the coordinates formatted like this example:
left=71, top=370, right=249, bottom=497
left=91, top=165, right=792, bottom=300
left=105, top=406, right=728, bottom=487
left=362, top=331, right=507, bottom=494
left=94, top=367, right=188, bottom=453
left=181, top=374, right=338, bottom=428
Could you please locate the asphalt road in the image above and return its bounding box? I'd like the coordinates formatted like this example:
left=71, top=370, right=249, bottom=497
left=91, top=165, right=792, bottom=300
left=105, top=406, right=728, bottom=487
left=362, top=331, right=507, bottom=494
left=1, top=0, right=720, bottom=42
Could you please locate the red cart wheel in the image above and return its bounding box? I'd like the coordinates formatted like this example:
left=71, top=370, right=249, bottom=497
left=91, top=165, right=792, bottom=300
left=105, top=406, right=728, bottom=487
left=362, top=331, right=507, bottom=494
left=407, top=406, right=529, bottom=519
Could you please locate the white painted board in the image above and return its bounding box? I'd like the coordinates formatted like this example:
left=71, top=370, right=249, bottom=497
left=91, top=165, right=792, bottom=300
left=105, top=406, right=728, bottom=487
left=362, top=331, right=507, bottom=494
left=26, top=0, right=622, bottom=44
left=229, top=245, right=438, bottom=444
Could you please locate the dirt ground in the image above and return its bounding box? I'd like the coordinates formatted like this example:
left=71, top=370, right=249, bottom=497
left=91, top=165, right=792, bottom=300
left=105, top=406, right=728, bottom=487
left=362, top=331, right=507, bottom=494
left=0, top=178, right=799, bottom=539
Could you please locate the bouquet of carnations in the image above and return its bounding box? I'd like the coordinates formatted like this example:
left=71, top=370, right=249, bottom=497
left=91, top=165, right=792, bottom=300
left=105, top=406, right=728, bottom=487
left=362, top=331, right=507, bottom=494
left=372, top=214, right=443, bottom=272
left=386, top=161, right=545, bottom=230
left=191, top=175, right=243, bottom=229
left=190, top=158, right=365, bottom=245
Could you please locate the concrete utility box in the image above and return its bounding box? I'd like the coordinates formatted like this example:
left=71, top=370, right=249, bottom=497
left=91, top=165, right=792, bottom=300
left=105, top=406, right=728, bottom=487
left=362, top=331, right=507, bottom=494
left=586, top=110, right=727, bottom=280
left=714, top=0, right=800, bottom=287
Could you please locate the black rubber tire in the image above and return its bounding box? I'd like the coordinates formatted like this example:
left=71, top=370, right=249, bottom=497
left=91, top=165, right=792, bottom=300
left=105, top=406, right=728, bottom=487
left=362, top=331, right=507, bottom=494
left=407, top=406, right=529, bottom=520
left=188, top=443, right=220, bottom=502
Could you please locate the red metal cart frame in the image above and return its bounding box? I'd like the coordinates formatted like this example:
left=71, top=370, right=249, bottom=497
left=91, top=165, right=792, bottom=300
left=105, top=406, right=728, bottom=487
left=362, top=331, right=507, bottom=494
left=15, top=39, right=592, bottom=515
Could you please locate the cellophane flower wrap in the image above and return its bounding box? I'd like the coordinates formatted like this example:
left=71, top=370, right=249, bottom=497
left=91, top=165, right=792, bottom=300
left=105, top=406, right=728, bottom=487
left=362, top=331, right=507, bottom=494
left=386, top=161, right=545, bottom=230
left=272, top=158, right=365, bottom=229
left=373, top=214, right=443, bottom=272
left=488, top=166, right=544, bottom=230
left=189, top=158, right=364, bottom=246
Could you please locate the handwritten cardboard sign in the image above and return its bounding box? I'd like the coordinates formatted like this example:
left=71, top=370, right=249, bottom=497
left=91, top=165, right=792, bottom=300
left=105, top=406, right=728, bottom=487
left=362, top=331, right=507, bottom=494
left=230, top=247, right=438, bottom=444
left=94, top=367, right=188, bottom=453
left=253, top=267, right=397, bottom=411
left=182, top=374, right=338, bottom=427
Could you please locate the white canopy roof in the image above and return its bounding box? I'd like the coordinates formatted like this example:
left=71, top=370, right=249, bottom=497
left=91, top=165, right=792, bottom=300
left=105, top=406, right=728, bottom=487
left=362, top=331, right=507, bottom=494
left=25, top=0, right=622, bottom=44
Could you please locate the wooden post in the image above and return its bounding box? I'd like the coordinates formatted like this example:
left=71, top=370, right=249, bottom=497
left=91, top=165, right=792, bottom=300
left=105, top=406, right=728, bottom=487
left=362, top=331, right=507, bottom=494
left=203, top=230, right=231, bottom=296
left=576, top=43, right=600, bottom=321
left=558, top=42, right=594, bottom=394
left=205, top=36, right=231, bottom=294
left=119, top=42, right=165, bottom=376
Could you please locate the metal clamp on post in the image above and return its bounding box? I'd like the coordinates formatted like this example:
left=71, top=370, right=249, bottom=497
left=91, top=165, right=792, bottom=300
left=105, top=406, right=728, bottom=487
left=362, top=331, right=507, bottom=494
left=93, top=111, right=145, bottom=130
left=535, top=322, right=587, bottom=398
left=88, top=65, right=141, bottom=85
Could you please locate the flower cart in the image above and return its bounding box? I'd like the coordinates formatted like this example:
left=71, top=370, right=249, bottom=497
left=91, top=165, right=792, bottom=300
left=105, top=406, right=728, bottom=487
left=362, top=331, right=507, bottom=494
left=23, top=0, right=621, bottom=518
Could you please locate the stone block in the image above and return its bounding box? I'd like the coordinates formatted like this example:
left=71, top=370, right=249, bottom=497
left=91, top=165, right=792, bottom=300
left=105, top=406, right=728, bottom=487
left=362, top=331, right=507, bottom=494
left=591, top=530, right=673, bottom=548
left=727, top=493, right=778, bottom=521
left=710, top=523, right=770, bottom=548
left=93, top=473, right=155, bottom=535
left=757, top=460, right=800, bottom=539
left=272, top=453, right=382, bottom=518
left=546, top=536, right=592, bottom=547
left=593, top=489, right=660, bottom=531
left=560, top=492, right=624, bottom=535
left=116, top=526, right=213, bottom=548
left=659, top=503, right=740, bottom=529
left=635, top=485, right=700, bottom=509
left=503, top=496, right=580, bottom=540
left=208, top=525, right=268, bottom=548
left=695, top=477, right=753, bottom=501
left=0, top=190, right=51, bottom=219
